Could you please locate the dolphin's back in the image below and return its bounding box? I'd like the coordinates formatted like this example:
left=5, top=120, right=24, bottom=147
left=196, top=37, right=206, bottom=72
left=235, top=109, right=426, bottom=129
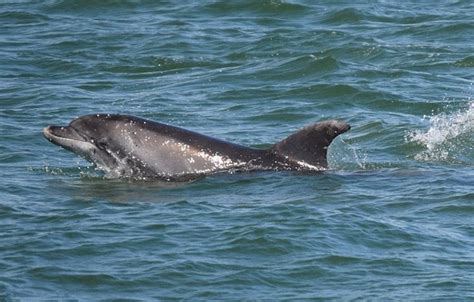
left=111, top=115, right=266, bottom=178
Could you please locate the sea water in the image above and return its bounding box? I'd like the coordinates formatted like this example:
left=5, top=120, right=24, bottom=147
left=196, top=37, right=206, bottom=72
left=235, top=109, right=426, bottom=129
left=1, top=1, right=473, bottom=300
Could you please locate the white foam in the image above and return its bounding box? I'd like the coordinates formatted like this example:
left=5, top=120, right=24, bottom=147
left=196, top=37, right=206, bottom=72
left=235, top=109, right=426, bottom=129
left=407, top=102, right=474, bottom=162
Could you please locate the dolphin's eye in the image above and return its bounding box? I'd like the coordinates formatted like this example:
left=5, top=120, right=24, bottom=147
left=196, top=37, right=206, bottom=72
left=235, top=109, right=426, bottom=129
left=97, top=141, right=108, bottom=151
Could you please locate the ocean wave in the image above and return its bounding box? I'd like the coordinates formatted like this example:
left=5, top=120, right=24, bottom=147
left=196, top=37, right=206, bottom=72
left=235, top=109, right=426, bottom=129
left=266, top=55, right=339, bottom=80
left=0, top=11, right=50, bottom=24
left=455, top=56, right=474, bottom=67
left=321, top=8, right=365, bottom=24
left=102, top=56, right=235, bottom=77
left=204, top=0, right=308, bottom=15
left=42, top=0, right=150, bottom=12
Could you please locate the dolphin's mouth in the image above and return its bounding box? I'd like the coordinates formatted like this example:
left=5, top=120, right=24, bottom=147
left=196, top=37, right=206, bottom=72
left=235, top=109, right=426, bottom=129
left=43, top=125, right=85, bottom=143
left=43, top=125, right=93, bottom=154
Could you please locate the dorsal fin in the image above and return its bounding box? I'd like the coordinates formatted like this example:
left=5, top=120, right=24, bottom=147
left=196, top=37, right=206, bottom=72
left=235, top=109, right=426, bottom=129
left=271, top=120, right=350, bottom=169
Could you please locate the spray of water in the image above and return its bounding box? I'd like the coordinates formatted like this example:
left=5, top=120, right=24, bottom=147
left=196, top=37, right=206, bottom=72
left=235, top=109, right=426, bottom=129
left=328, top=137, right=368, bottom=170
left=407, top=102, right=474, bottom=162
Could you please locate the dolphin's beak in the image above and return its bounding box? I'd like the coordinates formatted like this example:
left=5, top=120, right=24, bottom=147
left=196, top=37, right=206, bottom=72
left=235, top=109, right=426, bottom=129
left=43, top=125, right=92, bottom=154
left=43, top=124, right=118, bottom=170
left=43, top=126, right=58, bottom=141
left=43, top=125, right=85, bottom=142
left=43, top=125, right=62, bottom=145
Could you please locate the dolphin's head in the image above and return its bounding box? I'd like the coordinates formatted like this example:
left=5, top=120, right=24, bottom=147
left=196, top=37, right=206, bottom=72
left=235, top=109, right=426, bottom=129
left=43, top=114, right=150, bottom=177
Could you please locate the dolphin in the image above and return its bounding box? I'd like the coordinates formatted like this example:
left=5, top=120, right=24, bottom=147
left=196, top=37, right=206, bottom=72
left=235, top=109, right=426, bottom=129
left=43, top=114, right=350, bottom=180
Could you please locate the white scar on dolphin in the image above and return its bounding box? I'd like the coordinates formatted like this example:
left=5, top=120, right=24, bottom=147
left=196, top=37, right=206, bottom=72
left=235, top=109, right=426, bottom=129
left=43, top=114, right=350, bottom=181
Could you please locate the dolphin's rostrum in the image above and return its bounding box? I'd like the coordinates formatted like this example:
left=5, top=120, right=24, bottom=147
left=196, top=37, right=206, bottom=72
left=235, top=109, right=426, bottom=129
left=43, top=114, right=350, bottom=180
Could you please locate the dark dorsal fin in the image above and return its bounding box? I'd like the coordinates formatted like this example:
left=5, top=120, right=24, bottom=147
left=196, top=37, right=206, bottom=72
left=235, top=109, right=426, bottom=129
left=271, top=120, right=350, bottom=169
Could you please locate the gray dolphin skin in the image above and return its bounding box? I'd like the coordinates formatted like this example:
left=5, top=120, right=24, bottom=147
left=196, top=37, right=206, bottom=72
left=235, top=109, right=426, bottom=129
left=43, top=114, right=350, bottom=180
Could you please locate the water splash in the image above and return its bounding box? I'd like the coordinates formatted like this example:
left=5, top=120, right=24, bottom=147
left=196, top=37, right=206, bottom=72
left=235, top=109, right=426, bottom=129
left=328, top=137, right=368, bottom=170
left=407, top=102, right=474, bottom=162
